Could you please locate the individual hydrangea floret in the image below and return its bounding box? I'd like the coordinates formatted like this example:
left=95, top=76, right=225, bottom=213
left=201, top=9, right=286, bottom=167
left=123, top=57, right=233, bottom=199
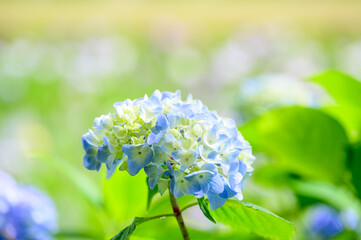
left=0, top=171, right=57, bottom=240
left=81, top=90, right=255, bottom=210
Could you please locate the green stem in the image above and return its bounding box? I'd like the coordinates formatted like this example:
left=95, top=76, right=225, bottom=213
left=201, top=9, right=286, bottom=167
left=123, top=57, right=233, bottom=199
left=139, top=213, right=175, bottom=224
left=55, top=231, right=101, bottom=239
left=181, top=202, right=198, bottom=213
left=169, top=192, right=191, bottom=240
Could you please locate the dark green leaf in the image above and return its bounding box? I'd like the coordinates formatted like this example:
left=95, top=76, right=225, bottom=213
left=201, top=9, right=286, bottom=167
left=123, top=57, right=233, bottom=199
left=241, top=107, right=348, bottom=181
left=291, top=180, right=361, bottom=216
left=349, top=141, right=361, bottom=198
left=213, top=200, right=295, bottom=240
left=197, top=197, right=216, bottom=223
left=146, top=177, right=159, bottom=211
left=110, top=217, right=145, bottom=240
left=110, top=220, right=136, bottom=240
left=55, top=231, right=101, bottom=239
left=252, top=164, right=298, bottom=187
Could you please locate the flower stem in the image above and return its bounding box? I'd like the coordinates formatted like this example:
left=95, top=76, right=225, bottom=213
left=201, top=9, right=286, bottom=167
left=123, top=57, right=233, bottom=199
left=181, top=202, right=198, bottom=213
left=140, top=213, right=175, bottom=223
left=169, top=192, right=191, bottom=240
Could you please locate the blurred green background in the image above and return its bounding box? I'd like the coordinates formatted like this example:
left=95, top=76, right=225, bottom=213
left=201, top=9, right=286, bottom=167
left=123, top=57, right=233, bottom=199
left=0, top=0, right=361, bottom=239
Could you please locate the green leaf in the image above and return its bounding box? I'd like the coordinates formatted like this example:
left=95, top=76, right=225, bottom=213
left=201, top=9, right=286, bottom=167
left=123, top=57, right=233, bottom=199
left=349, top=141, right=361, bottom=198
left=241, top=106, right=348, bottom=181
left=52, top=156, right=103, bottom=207
left=310, top=70, right=361, bottom=140
left=197, top=197, right=216, bottom=223
left=310, top=70, right=361, bottom=108
left=103, top=171, right=148, bottom=223
left=146, top=177, right=158, bottom=211
left=291, top=180, right=361, bottom=216
left=110, top=219, right=136, bottom=240
left=110, top=217, right=145, bottom=240
left=213, top=200, right=295, bottom=240
left=55, top=231, right=102, bottom=239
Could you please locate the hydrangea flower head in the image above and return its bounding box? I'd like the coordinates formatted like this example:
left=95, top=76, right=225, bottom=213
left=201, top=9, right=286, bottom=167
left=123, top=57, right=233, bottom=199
left=0, top=171, right=57, bottom=240
left=82, top=90, right=255, bottom=210
left=305, top=204, right=344, bottom=239
left=306, top=205, right=360, bottom=239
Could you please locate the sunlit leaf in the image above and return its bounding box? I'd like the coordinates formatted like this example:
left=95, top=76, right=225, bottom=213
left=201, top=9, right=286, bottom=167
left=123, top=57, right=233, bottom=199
left=241, top=106, right=348, bottom=181
left=310, top=70, right=361, bottom=140
left=213, top=200, right=295, bottom=240
left=103, top=171, right=148, bottom=223
left=311, top=70, right=361, bottom=109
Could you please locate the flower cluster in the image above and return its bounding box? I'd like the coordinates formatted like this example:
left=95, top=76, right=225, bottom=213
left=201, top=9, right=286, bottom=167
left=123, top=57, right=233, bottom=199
left=82, top=90, right=255, bottom=210
left=0, top=171, right=57, bottom=240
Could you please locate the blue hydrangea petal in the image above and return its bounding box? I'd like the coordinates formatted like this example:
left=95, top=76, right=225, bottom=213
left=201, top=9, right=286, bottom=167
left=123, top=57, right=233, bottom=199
left=239, top=172, right=252, bottom=191
left=229, top=160, right=248, bottom=192
left=96, top=144, right=111, bottom=164
left=159, top=134, right=181, bottom=155
left=205, top=125, right=218, bottom=145
left=148, top=115, right=168, bottom=144
left=200, top=163, right=218, bottom=173
left=144, top=164, right=164, bottom=190
left=195, top=164, right=224, bottom=194
left=169, top=176, right=175, bottom=194
left=147, top=130, right=167, bottom=145
left=173, top=171, right=192, bottom=198
left=122, top=144, right=153, bottom=176
left=199, top=145, right=215, bottom=161
left=152, top=145, right=170, bottom=164
left=167, top=114, right=182, bottom=128
left=139, top=96, right=162, bottom=123
left=163, top=160, right=174, bottom=179
left=106, top=159, right=122, bottom=179
left=219, top=184, right=238, bottom=199
left=150, top=90, right=162, bottom=100
left=184, top=170, right=213, bottom=198
left=214, top=146, right=240, bottom=164
left=227, top=127, right=239, bottom=139
left=153, top=114, right=169, bottom=132
left=83, top=154, right=101, bottom=171
left=207, top=192, right=227, bottom=211
left=231, top=138, right=252, bottom=151
left=161, top=90, right=180, bottom=100
left=208, top=174, right=224, bottom=194
left=226, top=150, right=240, bottom=162
left=172, top=149, right=198, bottom=172
left=81, top=132, right=98, bottom=154
left=94, top=115, right=113, bottom=130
